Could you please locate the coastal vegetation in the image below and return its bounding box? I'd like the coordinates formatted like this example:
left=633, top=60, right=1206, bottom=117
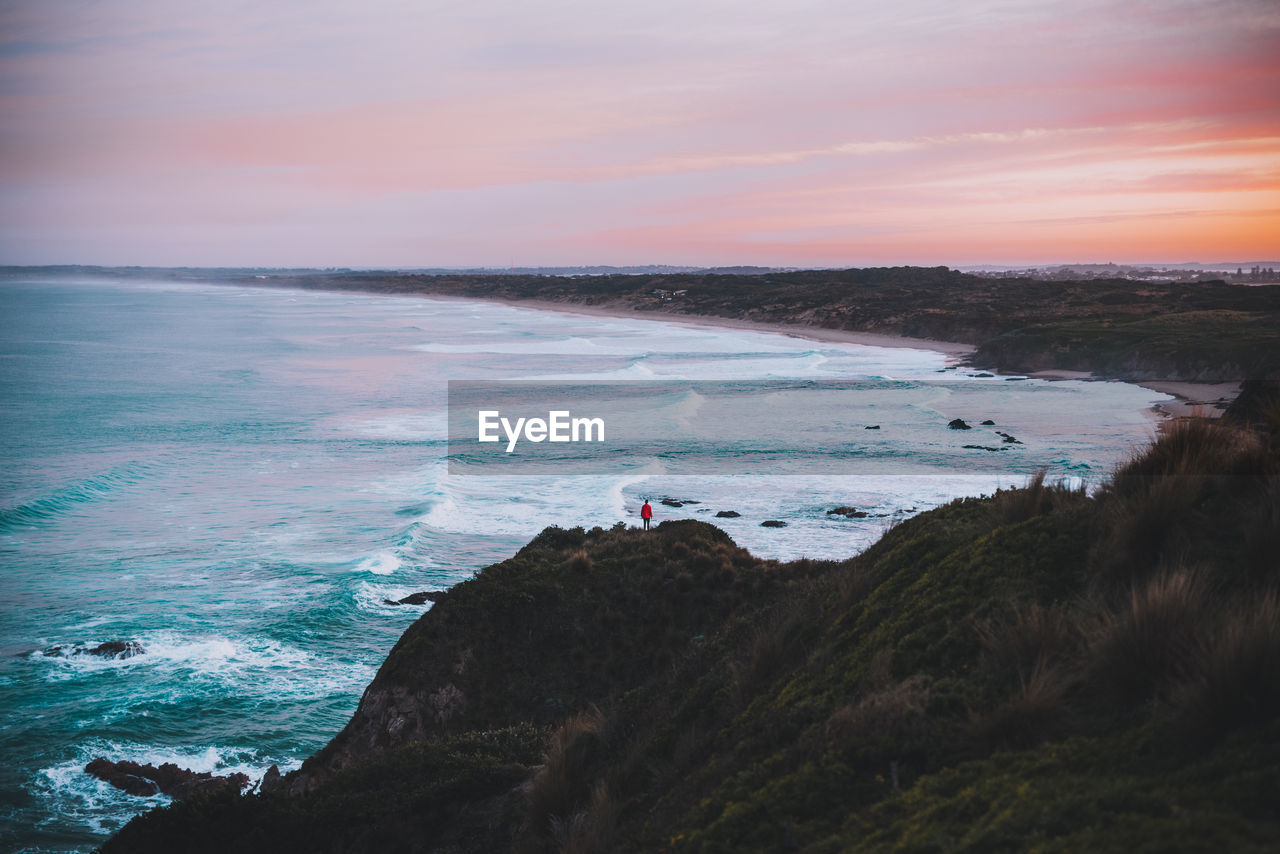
left=102, top=396, right=1280, bottom=852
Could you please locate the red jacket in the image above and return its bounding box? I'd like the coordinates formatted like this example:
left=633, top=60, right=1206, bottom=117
left=641, top=502, right=653, bottom=519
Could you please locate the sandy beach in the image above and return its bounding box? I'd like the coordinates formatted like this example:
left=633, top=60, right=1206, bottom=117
left=502, top=297, right=977, bottom=358
left=498, top=297, right=1242, bottom=422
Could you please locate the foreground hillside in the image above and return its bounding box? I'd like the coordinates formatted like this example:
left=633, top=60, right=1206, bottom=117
left=103, top=408, right=1280, bottom=852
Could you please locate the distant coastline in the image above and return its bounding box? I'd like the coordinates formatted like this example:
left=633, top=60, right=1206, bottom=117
left=486, top=296, right=1242, bottom=420
left=7, top=264, right=1272, bottom=416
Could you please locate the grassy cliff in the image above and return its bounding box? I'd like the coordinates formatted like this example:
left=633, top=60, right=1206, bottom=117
left=102, top=409, right=1280, bottom=853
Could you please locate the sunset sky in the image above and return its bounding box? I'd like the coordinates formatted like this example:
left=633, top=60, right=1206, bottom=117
left=1, top=0, right=1277, bottom=268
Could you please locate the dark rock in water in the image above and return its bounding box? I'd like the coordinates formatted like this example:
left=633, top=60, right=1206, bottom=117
left=995, top=431, right=1023, bottom=444
left=86, top=641, right=146, bottom=659
left=947, top=419, right=972, bottom=430
left=827, top=507, right=868, bottom=518
left=85, top=758, right=249, bottom=800
left=980, top=419, right=996, bottom=425
left=385, top=591, right=448, bottom=606
left=963, top=445, right=1006, bottom=452
left=44, top=641, right=146, bottom=659
left=1005, top=376, right=1027, bottom=381
left=258, top=764, right=284, bottom=796
left=660, top=498, right=684, bottom=507
left=714, top=510, right=741, bottom=518
left=864, top=425, right=880, bottom=430
left=969, top=372, right=995, bottom=378
left=85, top=758, right=159, bottom=796
left=760, top=520, right=787, bottom=528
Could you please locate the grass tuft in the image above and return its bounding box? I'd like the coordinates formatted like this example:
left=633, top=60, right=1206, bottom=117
left=970, top=660, right=1073, bottom=752
left=992, top=468, right=1088, bottom=526
left=1085, top=567, right=1207, bottom=703
left=1174, top=593, right=1280, bottom=742
left=524, top=707, right=609, bottom=844
left=976, top=601, right=1082, bottom=688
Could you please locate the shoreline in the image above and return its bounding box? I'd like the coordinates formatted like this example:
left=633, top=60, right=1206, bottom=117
left=121, top=277, right=1248, bottom=424
left=491, top=296, right=1242, bottom=422
left=492, top=297, right=978, bottom=358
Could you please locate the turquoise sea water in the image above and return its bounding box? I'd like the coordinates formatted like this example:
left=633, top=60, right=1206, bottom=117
left=0, top=276, right=1169, bottom=851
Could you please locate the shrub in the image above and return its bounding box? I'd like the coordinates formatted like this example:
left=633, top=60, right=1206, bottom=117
left=825, top=675, right=931, bottom=749
left=564, top=550, right=593, bottom=574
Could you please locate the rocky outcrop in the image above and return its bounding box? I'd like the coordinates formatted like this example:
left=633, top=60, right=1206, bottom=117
left=384, top=591, right=449, bottom=606
left=289, top=521, right=767, bottom=795
left=85, top=759, right=248, bottom=799
left=947, top=418, right=972, bottom=430
left=42, top=641, right=145, bottom=659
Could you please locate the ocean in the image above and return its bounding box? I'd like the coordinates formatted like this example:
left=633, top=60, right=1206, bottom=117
left=0, top=276, right=1167, bottom=852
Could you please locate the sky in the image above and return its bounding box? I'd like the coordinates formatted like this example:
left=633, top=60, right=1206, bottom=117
left=0, top=0, right=1277, bottom=268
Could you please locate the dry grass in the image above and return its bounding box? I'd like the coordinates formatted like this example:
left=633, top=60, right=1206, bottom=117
left=991, top=468, right=1088, bottom=527
left=1084, top=567, right=1208, bottom=703
left=970, top=660, right=1073, bottom=751
left=825, top=675, right=931, bottom=748
left=1112, top=417, right=1251, bottom=486
left=1239, top=481, right=1280, bottom=585
left=1090, top=475, right=1204, bottom=586
left=549, top=781, right=618, bottom=854
left=728, top=595, right=820, bottom=706
left=524, top=707, right=609, bottom=844
left=976, top=601, right=1082, bottom=687
left=1173, top=592, right=1280, bottom=742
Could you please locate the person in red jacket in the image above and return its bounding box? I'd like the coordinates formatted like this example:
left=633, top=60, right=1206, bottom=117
left=641, top=499, right=653, bottom=530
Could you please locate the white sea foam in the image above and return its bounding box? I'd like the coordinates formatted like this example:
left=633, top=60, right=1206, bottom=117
left=421, top=475, right=636, bottom=540
left=340, top=413, right=447, bottom=442
left=356, top=551, right=401, bottom=575
left=353, top=580, right=435, bottom=615
left=33, top=631, right=374, bottom=700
